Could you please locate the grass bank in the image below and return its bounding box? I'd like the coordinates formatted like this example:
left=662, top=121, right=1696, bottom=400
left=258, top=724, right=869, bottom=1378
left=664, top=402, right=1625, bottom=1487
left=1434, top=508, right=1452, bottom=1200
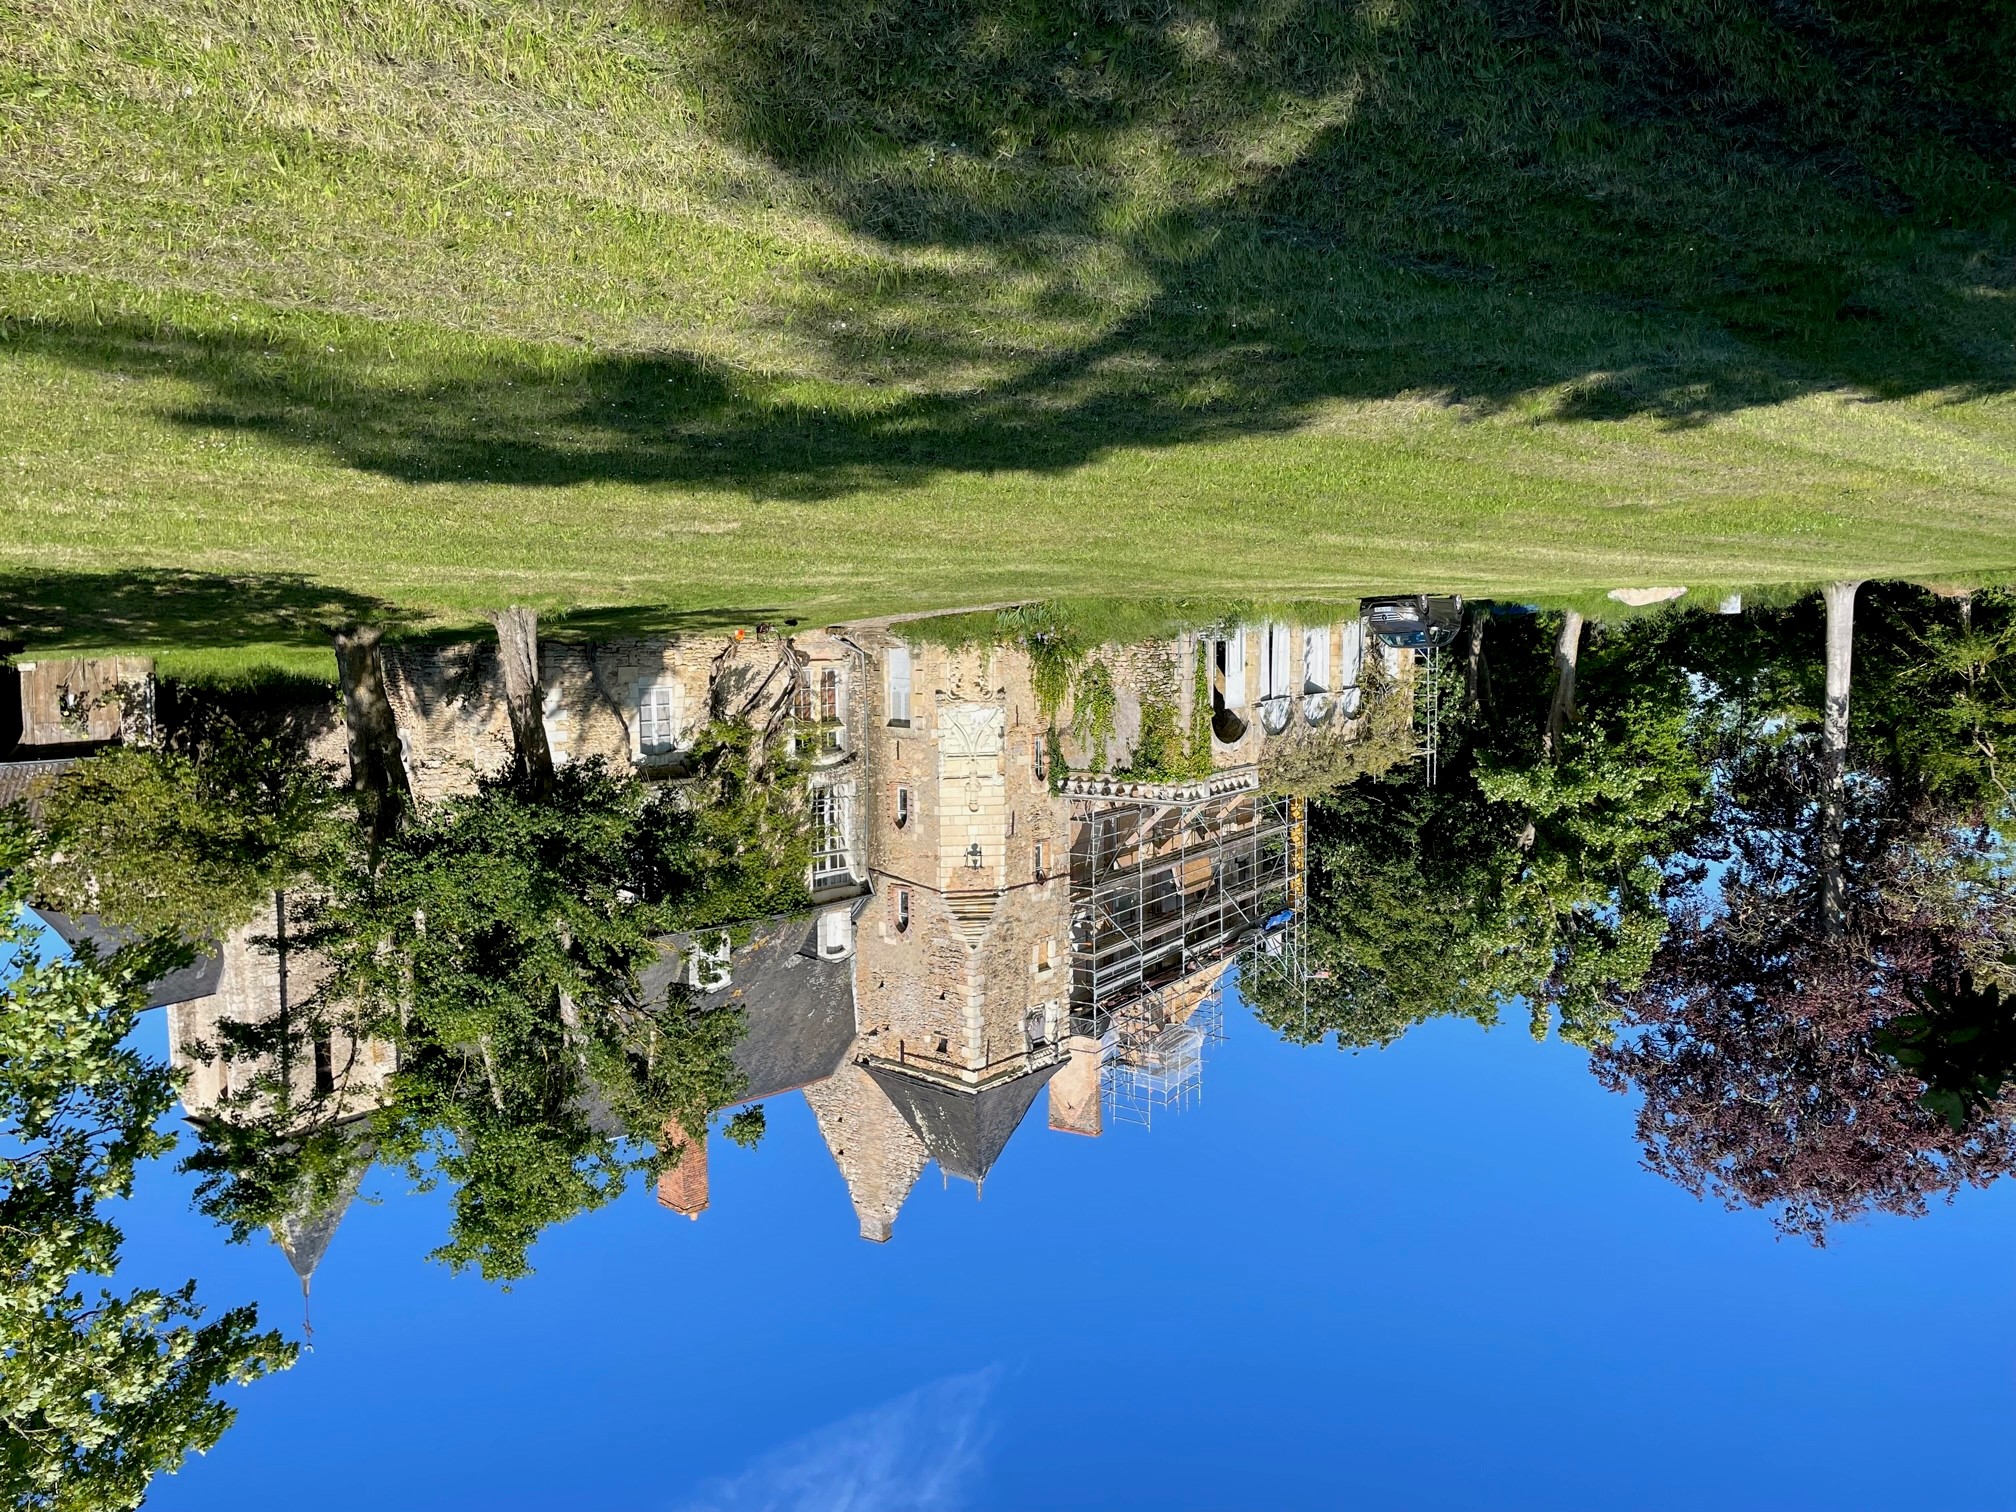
left=4, top=0, right=2016, bottom=645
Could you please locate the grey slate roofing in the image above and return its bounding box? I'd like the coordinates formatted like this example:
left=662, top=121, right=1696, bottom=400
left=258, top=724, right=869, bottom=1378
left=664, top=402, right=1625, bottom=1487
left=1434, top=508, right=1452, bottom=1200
left=865, top=1058, right=1064, bottom=1188
left=30, top=907, right=224, bottom=1009
left=641, top=913, right=859, bottom=1104
left=272, top=1133, right=372, bottom=1288
left=0, top=757, right=79, bottom=815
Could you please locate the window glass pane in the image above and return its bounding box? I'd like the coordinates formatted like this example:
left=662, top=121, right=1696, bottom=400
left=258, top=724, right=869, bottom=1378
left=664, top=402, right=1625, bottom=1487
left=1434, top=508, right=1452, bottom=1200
left=811, top=787, right=851, bottom=881
left=639, top=684, right=679, bottom=755
left=1222, top=631, right=1246, bottom=706
left=887, top=646, right=912, bottom=723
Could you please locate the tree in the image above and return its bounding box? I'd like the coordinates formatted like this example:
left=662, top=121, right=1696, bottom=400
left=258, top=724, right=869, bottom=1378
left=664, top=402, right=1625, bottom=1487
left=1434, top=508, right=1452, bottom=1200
left=302, top=760, right=750, bottom=1282
left=1592, top=583, right=2016, bottom=1238
left=1593, top=895, right=2016, bottom=1242
left=638, top=720, right=813, bottom=931
left=1542, top=608, right=1584, bottom=763
left=489, top=607, right=555, bottom=799
left=1255, top=606, right=1710, bottom=1051
left=0, top=824, right=294, bottom=1510
left=30, top=704, right=339, bottom=943
left=1247, top=771, right=1515, bottom=1049
left=1818, top=580, right=1861, bottom=938
left=1852, top=585, right=2016, bottom=831
left=332, top=623, right=410, bottom=855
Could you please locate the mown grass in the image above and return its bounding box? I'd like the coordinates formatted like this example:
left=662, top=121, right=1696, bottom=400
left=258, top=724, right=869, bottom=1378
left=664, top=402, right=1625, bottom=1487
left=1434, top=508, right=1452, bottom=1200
left=4, top=0, right=2016, bottom=646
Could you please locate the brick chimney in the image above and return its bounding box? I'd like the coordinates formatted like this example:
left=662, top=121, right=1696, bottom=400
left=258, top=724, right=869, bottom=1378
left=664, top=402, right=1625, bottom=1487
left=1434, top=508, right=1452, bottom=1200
left=1047, top=1034, right=1102, bottom=1137
left=656, top=1124, right=709, bottom=1219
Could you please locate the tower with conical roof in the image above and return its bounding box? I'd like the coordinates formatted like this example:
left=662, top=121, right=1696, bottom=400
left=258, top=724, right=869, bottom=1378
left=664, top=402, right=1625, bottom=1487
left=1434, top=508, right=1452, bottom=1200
left=804, top=1062, right=931, bottom=1242
left=268, top=1136, right=370, bottom=1341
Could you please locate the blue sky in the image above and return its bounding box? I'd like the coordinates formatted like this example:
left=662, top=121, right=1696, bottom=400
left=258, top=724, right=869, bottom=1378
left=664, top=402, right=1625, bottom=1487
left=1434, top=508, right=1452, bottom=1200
left=84, top=952, right=2015, bottom=1512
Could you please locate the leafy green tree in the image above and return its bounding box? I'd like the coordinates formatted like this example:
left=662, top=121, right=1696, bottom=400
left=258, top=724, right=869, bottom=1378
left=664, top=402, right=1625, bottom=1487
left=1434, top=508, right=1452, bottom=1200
left=1477, top=691, right=1709, bottom=1045
left=30, top=708, right=339, bottom=942
left=1852, top=585, right=2016, bottom=830
left=636, top=721, right=812, bottom=931
left=0, top=824, right=293, bottom=1510
left=1256, top=607, right=1709, bottom=1051
left=1248, top=772, right=1515, bottom=1049
left=302, top=760, right=750, bottom=1282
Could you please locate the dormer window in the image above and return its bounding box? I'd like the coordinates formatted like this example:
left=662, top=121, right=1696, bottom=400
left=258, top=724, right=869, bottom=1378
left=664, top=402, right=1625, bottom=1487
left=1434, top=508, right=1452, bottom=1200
left=817, top=909, right=854, bottom=960
left=687, top=931, right=733, bottom=993
left=886, top=646, right=912, bottom=726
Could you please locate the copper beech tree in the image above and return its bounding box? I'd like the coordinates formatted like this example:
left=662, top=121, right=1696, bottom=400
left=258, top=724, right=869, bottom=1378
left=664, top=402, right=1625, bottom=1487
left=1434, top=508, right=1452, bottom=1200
left=1592, top=893, right=2016, bottom=1243
left=1592, top=586, right=2016, bottom=1240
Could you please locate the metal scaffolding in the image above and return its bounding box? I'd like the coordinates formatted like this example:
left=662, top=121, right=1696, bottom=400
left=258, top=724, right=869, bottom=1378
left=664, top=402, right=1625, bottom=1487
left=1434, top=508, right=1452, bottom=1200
left=1063, top=772, right=1304, bottom=1126
left=1102, top=963, right=1233, bottom=1127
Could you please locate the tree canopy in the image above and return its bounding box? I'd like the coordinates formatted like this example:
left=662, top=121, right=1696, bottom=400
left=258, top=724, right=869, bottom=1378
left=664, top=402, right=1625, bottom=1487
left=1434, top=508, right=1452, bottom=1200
left=0, top=820, right=294, bottom=1512
left=1254, top=604, right=1711, bottom=1051
left=29, top=701, right=340, bottom=943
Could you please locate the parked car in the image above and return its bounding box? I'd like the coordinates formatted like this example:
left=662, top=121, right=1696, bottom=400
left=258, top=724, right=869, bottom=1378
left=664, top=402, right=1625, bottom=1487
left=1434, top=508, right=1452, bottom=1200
left=1361, top=595, right=1465, bottom=650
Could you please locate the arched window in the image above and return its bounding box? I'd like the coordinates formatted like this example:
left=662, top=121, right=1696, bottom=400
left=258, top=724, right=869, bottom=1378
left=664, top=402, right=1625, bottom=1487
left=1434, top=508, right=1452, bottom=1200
left=893, top=887, right=912, bottom=933
left=1303, top=628, right=1333, bottom=724
left=1218, top=631, right=1247, bottom=707
left=894, top=785, right=912, bottom=828
left=1258, top=624, right=1293, bottom=733
left=1339, top=619, right=1365, bottom=719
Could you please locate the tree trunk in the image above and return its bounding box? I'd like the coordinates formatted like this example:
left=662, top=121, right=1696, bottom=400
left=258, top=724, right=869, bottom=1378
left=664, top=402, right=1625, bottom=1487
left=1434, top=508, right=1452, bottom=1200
left=333, top=624, right=409, bottom=849
left=491, top=606, right=554, bottom=798
left=1819, top=581, right=1860, bottom=939
left=1543, top=610, right=1584, bottom=762
left=478, top=1036, right=507, bottom=1114
left=1464, top=610, right=1490, bottom=713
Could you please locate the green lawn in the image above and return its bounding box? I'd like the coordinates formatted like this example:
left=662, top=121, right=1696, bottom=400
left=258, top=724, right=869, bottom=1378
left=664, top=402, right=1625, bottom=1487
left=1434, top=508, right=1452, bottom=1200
left=4, top=0, right=2016, bottom=649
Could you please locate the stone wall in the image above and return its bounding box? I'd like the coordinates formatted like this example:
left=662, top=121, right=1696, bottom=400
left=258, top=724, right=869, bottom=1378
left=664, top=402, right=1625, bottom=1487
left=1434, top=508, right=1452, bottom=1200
left=12, top=656, right=154, bottom=747
left=1047, top=1034, right=1103, bottom=1137
left=380, top=640, right=514, bottom=803
left=166, top=892, right=395, bottom=1124
left=849, top=633, right=1070, bottom=1074
left=802, top=1062, right=930, bottom=1243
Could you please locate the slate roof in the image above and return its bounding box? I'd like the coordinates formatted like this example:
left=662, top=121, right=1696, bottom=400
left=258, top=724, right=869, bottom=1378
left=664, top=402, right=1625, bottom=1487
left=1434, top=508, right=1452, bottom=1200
left=865, top=1058, right=1064, bottom=1188
left=0, top=757, right=79, bottom=814
left=30, top=907, right=224, bottom=1009
left=271, top=1129, right=372, bottom=1288
left=642, top=913, right=859, bottom=1104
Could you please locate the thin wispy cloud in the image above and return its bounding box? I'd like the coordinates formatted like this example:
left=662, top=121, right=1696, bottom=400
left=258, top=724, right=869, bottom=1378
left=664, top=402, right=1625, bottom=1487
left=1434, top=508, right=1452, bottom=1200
left=675, top=1367, right=1001, bottom=1512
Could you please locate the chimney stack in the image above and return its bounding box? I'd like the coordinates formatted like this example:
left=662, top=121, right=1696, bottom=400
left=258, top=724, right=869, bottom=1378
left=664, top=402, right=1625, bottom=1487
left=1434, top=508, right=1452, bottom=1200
left=656, top=1124, right=709, bottom=1219
left=1047, top=1034, right=1103, bottom=1137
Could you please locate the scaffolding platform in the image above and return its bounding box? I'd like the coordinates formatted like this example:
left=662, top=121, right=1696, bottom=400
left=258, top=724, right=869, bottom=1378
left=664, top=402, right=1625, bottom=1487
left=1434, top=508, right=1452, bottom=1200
left=1065, top=777, right=1305, bottom=1127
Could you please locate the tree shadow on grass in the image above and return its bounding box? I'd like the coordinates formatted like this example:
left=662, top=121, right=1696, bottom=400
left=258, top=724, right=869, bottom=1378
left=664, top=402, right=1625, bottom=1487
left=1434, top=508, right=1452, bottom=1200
left=12, top=0, right=2016, bottom=497
left=0, top=568, right=797, bottom=652
left=0, top=569, right=414, bottom=650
